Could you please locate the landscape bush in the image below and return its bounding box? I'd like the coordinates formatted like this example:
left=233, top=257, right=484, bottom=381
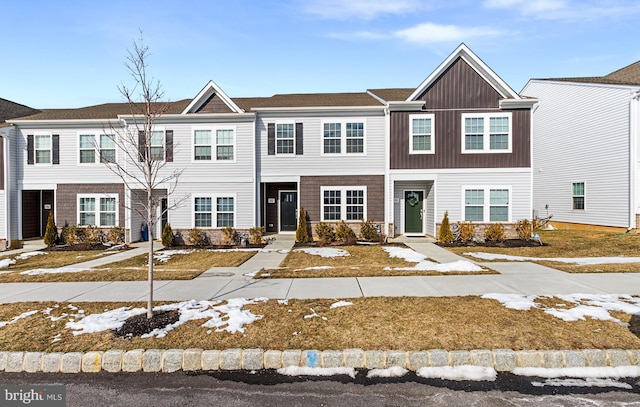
left=187, top=228, right=208, bottom=246
left=458, top=221, right=476, bottom=243
left=221, top=227, right=237, bottom=246
left=359, top=219, right=379, bottom=242
left=315, top=222, right=335, bottom=244
left=438, top=211, right=454, bottom=244
left=335, top=221, right=357, bottom=245
left=108, top=226, right=125, bottom=244
left=484, top=222, right=505, bottom=242
left=43, top=211, right=58, bottom=247
left=516, top=219, right=533, bottom=241
left=296, top=206, right=310, bottom=243
left=249, top=226, right=264, bottom=245
left=161, top=223, right=174, bottom=247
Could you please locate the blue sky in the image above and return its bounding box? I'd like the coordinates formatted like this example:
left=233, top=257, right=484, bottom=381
left=3, top=0, right=640, bottom=108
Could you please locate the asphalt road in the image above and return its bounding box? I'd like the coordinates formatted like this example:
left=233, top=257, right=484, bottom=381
left=2, top=371, right=640, bottom=406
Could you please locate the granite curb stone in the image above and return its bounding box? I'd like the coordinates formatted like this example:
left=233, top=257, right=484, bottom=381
left=1, top=349, right=640, bottom=373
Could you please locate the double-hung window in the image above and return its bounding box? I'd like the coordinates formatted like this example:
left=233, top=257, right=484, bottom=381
left=100, top=134, right=116, bottom=163
left=409, top=114, right=434, bottom=154
left=276, top=123, right=295, bottom=155
left=78, top=194, right=118, bottom=227
left=194, top=195, right=235, bottom=228
left=322, top=120, right=365, bottom=155
left=464, top=187, right=511, bottom=222
left=321, top=186, right=366, bottom=221
left=572, top=182, right=585, bottom=210
left=216, top=129, right=234, bottom=160
left=35, top=134, right=51, bottom=164
left=462, top=113, right=512, bottom=153
left=79, top=134, right=116, bottom=164
left=194, top=130, right=212, bottom=160
left=193, top=128, right=236, bottom=161
left=79, top=134, right=95, bottom=163
left=150, top=130, right=165, bottom=160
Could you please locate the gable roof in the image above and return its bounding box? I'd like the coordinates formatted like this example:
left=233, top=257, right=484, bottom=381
left=0, top=98, right=39, bottom=125
left=407, top=43, right=521, bottom=102
left=541, top=60, right=640, bottom=86
left=182, top=80, right=244, bottom=114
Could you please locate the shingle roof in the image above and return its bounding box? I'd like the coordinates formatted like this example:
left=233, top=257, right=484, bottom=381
left=542, top=60, right=640, bottom=86
left=235, top=92, right=384, bottom=109
left=367, top=88, right=414, bottom=102
left=0, top=98, right=39, bottom=122
left=12, top=99, right=191, bottom=121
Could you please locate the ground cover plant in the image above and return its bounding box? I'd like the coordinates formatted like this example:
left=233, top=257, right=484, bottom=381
left=0, top=295, right=639, bottom=352
left=0, top=249, right=256, bottom=282
left=257, top=245, right=494, bottom=278
left=448, top=229, right=640, bottom=273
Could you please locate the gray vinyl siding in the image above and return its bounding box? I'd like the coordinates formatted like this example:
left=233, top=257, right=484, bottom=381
left=256, top=112, right=386, bottom=178
left=0, top=191, right=5, bottom=239
left=8, top=127, right=20, bottom=241
left=522, top=81, right=631, bottom=227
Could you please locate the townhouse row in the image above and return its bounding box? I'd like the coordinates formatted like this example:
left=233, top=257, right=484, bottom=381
left=1, top=44, right=637, bottom=246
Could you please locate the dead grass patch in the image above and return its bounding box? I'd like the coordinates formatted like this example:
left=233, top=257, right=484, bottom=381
left=263, top=245, right=495, bottom=278
left=0, top=250, right=255, bottom=283
left=0, top=250, right=117, bottom=273
left=448, top=229, right=640, bottom=272
left=1, top=297, right=638, bottom=352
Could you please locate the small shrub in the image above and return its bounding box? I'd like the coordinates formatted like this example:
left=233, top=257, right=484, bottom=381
left=84, top=225, right=103, bottom=244
left=458, top=221, right=476, bottom=243
left=335, top=221, right=357, bottom=245
left=315, top=222, right=335, bottom=244
left=43, top=211, right=58, bottom=247
left=249, top=226, right=264, bottom=245
left=63, top=225, right=85, bottom=246
left=485, top=222, right=505, bottom=242
left=296, top=206, right=310, bottom=243
left=221, top=227, right=237, bottom=246
left=359, top=219, right=379, bottom=242
left=161, top=223, right=174, bottom=247
left=438, top=211, right=454, bottom=244
left=516, top=219, right=533, bottom=241
left=187, top=228, right=208, bottom=246
left=108, top=226, right=125, bottom=244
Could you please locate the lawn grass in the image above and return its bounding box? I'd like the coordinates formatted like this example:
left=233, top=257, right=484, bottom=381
left=448, top=229, right=640, bottom=273
left=0, top=250, right=118, bottom=273
left=0, top=249, right=256, bottom=283
left=261, top=245, right=495, bottom=278
left=0, top=297, right=638, bottom=352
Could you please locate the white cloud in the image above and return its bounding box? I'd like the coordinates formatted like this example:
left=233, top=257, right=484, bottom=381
left=484, top=0, right=566, bottom=15
left=394, top=23, right=504, bottom=45
left=483, top=0, right=640, bottom=21
left=302, top=0, right=423, bottom=20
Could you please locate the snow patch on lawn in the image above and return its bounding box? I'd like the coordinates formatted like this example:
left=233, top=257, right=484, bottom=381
left=330, top=301, right=353, bottom=309
left=20, top=266, right=89, bottom=275
left=0, top=310, right=39, bottom=328
left=66, top=298, right=266, bottom=338
left=417, top=366, right=497, bottom=381
left=154, top=249, right=193, bottom=263
left=383, top=247, right=482, bottom=273
left=482, top=293, right=538, bottom=311
left=277, top=366, right=356, bottom=378
left=0, top=258, right=16, bottom=269
left=293, top=266, right=334, bottom=272
left=465, top=252, right=640, bottom=265
left=17, top=251, right=46, bottom=260
left=295, top=248, right=350, bottom=258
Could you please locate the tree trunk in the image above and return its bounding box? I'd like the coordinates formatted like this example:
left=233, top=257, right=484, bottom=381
left=147, top=192, right=154, bottom=319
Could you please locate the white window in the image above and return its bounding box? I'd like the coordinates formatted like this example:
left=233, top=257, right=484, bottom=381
left=79, top=133, right=116, bottom=164
left=322, top=120, right=365, bottom=155
left=463, top=187, right=511, bottom=222
left=193, top=127, right=236, bottom=161
left=194, top=195, right=236, bottom=228
left=276, top=123, right=295, bottom=155
left=409, top=114, right=434, bottom=154
left=150, top=130, right=165, bottom=160
left=78, top=194, right=118, bottom=227
left=321, top=186, right=366, bottom=221
left=461, top=113, right=512, bottom=153
left=572, top=182, right=585, bottom=210
left=35, top=134, right=51, bottom=164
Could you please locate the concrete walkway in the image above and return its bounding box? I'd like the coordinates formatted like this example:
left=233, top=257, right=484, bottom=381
left=2, top=237, right=640, bottom=303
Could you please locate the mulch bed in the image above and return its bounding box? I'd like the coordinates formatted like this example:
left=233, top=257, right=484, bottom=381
left=114, top=309, right=181, bottom=337
left=43, top=243, right=127, bottom=252
left=438, top=239, right=545, bottom=248
left=165, top=244, right=266, bottom=251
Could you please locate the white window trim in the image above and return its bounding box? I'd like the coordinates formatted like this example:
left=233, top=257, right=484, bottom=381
left=320, top=186, right=367, bottom=222
left=461, top=186, right=512, bottom=223
left=572, top=181, right=586, bottom=211
left=275, top=121, right=295, bottom=156
left=34, top=132, right=52, bottom=165
left=192, top=193, right=238, bottom=228
left=77, top=193, right=119, bottom=227
left=149, top=127, right=166, bottom=161
left=461, top=112, right=512, bottom=154
left=320, top=119, right=367, bottom=156
left=77, top=132, right=117, bottom=165
left=191, top=126, right=237, bottom=163
left=409, top=114, right=435, bottom=155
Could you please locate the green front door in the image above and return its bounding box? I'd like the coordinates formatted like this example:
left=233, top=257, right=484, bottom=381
left=404, top=190, right=424, bottom=234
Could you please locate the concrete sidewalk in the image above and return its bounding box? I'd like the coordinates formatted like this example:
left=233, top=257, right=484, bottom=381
left=2, top=238, right=640, bottom=303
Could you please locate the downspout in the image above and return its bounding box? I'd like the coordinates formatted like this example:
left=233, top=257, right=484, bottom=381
left=629, top=90, right=640, bottom=229
left=530, top=101, right=539, bottom=220
left=119, top=118, right=132, bottom=242
left=383, top=105, right=391, bottom=238
left=2, top=131, right=10, bottom=249
left=252, top=116, right=258, bottom=228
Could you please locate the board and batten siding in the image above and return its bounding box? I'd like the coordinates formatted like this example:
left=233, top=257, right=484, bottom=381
left=522, top=80, right=631, bottom=228
left=256, top=113, right=386, bottom=178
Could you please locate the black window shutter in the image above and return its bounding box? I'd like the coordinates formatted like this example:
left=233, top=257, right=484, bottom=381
left=267, top=123, right=275, bottom=155
left=165, top=130, right=173, bottom=162
left=138, top=130, right=146, bottom=162
left=52, top=135, right=60, bottom=164
left=27, top=135, right=34, bottom=165
left=295, top=123, right=303, bottom=155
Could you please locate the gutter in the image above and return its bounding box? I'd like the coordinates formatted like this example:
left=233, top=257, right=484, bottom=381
left=1, top=130, right=9, bottom=249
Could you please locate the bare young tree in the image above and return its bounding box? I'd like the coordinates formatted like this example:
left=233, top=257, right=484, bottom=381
left=103, top=34, right=185, bottom=319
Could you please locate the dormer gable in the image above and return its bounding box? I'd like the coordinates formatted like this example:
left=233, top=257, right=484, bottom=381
left=182, top=80, right=244, bottom=114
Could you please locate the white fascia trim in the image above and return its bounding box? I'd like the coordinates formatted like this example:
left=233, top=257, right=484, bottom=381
left=250, top=106, right=385, bottom=113
left=387, top=101, right=425, bottom=112
left=259, top=175, right=301, bottom=184
left=525, top=79, right=640, bottom=92
left=366, top=90, right=389, bottom=104
left=408, top=43, right=521, bottom=102
left=7, top=119, right=119, bottom=126
left=182, top=80, right=245, bottom=114
left=499, top=99, right=538, bottom=109
left=119, top=113, right=255, bottom=122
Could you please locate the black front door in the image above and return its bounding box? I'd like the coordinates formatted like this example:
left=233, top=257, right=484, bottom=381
left=280, top=191, right=297, bottom=232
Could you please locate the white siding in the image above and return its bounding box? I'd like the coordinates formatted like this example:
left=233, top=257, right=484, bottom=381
left=392, top=181, right=434, bottom=236
left=256, top=112, right=386, bottom=178
left=522, top=81, right=632, bottom=227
